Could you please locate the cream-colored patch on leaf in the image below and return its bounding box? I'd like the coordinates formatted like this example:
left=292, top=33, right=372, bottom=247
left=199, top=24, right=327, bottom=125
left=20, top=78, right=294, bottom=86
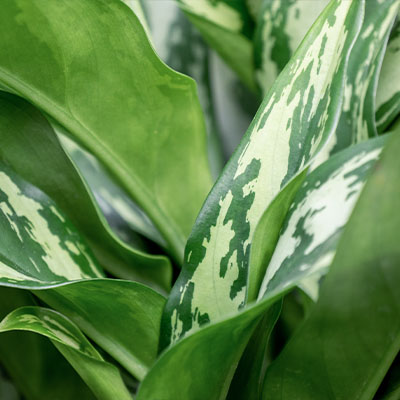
left=171, top=190, right=244, bottom=341
left=258, top=148, right=382, bottom=299
left=237, top=1, right=350, bottom=268
left=0, top=172, right=101, bottom=282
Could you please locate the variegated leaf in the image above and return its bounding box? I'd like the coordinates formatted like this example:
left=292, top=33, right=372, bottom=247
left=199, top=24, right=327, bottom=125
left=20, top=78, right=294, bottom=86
left=137, top=122, right=400, bottom=400
left=0, top=307, right=131, bottom=400
left=258, top=135, right=387, bottom=301
left=261, top=129, right=400, bottom=399
left=0, top=165, right=102, bottom=288
left=254, top=0, right=329, bottom=94
left=160, top=0, right=364, bottom=348
left=376, top=22, right=400, bottom=133
left=314, top=0, right=399, bottom=165
left=175, top=0, right=256, bottom=90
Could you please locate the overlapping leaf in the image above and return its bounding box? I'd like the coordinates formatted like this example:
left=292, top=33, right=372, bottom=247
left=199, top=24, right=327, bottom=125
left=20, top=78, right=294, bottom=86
left=0, top=91, right=171, bottom=293
left=254, top=0, right=329, bottom=94
left=262, top=129, right=400, bottom=400
left=0, top=287, right=95, bottom=400
left=258, top=135, right=387, bottom=301
left=0, top=307, right=131, bottom=400
left=315, top=0, right=399, bottom=163
left=145, top=1, right=224, bottom=178
left=161, top=0, right=364, bottom=349
left=175, top=0, right=256, bottom=90
left=0, top=161, right=165, bottom=380
left=0, top=164, right=102, bottom=288
left=137, top=132, right=392, bottom=400
left=0, top=0, right=213, bottom=261
left=376, top=22, right=400, bottom=133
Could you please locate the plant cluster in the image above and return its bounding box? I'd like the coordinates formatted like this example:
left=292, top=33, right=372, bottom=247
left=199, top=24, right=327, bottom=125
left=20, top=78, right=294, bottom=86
left=0, top=0, right=399, bottom=399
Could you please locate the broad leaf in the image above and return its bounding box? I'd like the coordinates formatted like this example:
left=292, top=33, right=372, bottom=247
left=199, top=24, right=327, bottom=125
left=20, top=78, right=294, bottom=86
left=0, top=287, right=95, bottom=400
left=315, top=0, right=399, bottom=163
left=0, top=0, right=213, bottom=261
left=262, top=129, right=400, bottom=400
left=0, top=307, right=131, bottom=400
left=0, top=91, right=171, bottom=293
left=161, top=0, right=364, bottom=348
left=376, top=22, right=400, bottom=133
left=175, top=0, right=256, bottom=90
left=255, top=0, right=329, bottom=94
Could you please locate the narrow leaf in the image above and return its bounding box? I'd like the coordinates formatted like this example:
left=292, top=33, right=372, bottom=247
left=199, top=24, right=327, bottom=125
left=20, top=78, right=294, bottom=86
left=258, top=135, right=387, bottom=301
left=0, top=307, right=131, bottom=400
left=262, top=129, right=400, bottom=400
left=314, top=0, right=399, bottom=164
left=0, top=287, right=95, bottom=400
left=161, top=0, right=364, bottom=348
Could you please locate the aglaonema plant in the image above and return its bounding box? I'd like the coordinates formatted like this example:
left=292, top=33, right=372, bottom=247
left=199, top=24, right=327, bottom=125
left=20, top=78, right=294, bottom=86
left=0, top=0, right=399, bottom=399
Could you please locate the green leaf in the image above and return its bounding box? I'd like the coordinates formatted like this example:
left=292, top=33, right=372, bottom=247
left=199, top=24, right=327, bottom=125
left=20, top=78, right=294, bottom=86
left=146, top=2, right=224, bottom=179
left=0, top=0, right=213, bottom=261
left=255, top=0, right=329, bottom=94
left=35, top=279, right=165, bottom=381
left=0, top=159, right=166, bottom=380
left=0, top=91, right=171, bottom=293
left=261, top=129, right=400, bottom=400
left=175, top=0, right=256, bottom=90
left=58, top=132, right=166, bottom=248
left=161, top=0, right=364, bottom=349
left=315, top=0, right=399, bottom=163
left=0, top=287, right=95, bottom=400
left=226, top=301, right=282, bottom=400
left=376, top=22, right=400, bottom=133
left=258, top=135, right=388, bottom=302
left=0, top=306, right=131, bottom=400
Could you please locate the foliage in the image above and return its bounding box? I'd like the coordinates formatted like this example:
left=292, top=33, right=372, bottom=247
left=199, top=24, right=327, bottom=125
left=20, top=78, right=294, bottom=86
left=0, top=0, right=399, bottom=399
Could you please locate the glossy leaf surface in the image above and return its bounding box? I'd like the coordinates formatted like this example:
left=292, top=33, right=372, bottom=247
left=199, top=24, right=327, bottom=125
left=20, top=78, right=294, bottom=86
left=161, top=0, right=364, bottom=348
left=0, top=91, right=171, bottom=293
left=258, top=135, right=387, bottom=301
left=0, top=0, right=213, bottom=261
left=0, top=307, right=131, bottom=400
left=255, top=0, right=329, bottom=94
